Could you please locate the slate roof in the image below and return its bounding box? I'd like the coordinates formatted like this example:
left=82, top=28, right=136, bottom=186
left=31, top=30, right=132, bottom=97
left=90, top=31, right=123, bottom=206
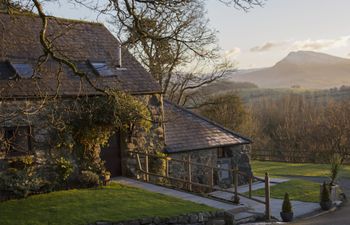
left=164, top=101, right=252, bottom=153
left=0, top=13, right=161, bottom=98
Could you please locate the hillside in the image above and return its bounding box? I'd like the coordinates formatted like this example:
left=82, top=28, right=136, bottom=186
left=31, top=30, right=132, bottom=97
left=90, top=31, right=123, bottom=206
left=229, top=51, right=350, bottom=89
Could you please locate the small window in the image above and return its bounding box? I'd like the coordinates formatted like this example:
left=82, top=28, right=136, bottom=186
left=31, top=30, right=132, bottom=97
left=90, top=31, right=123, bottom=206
left=10, top=63, right=34, bottom=79
left=0, top=126, right=32, bottom=157
left=89, top=61, right=115, bottom=77
left=217, top=147, right=229, bottom=158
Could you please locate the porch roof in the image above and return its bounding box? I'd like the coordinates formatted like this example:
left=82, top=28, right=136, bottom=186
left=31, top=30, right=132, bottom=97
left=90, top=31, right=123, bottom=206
left=164, top=100, right=251, bottom=154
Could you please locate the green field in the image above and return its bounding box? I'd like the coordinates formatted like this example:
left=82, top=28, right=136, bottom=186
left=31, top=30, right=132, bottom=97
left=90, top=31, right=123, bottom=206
left=251, top=160, right=350, bottom=179
left=249, top=161, right=350, bottom=202
left=0, top=183, right=214, bottom=225
left=247, top=179, right=320, bottom=202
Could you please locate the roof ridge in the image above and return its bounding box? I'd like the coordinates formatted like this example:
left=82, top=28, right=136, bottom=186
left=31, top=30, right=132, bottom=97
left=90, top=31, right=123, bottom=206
left=164, top=100, right=252, bottom=143
left=0, top=11, right=103, bottom=26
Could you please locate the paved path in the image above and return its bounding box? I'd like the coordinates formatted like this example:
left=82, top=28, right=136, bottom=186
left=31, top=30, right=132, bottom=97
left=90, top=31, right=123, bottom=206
left=236, top=178, right=289, bottom=193
left=210, top=177, right=320, bottom=220
left=210, top=190, right=319, bottom=220
left=113, top=177, right=244, bottom=211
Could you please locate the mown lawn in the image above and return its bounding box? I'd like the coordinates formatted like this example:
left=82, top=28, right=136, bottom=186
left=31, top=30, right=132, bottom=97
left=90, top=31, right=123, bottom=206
left=251, top=160, right=350, bottom=179
left=246, top=179, right=321, bottom=202
left=249, top=160, right=350, bottom=203
left=0, top=182, right=215, bottom=225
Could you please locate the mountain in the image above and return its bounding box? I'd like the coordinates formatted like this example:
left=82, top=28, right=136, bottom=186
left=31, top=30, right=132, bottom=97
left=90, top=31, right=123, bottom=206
left=229, top=51, right=350, bottom=89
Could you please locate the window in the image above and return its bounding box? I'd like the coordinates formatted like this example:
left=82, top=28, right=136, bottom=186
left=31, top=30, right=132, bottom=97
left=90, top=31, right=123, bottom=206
left=88, top=61, right=115, bottom=77
left=10, top=63, right=34, bottom=79
left=0, top=126, right=32, bottom=157
left=217, top=147, right=230, bottom=158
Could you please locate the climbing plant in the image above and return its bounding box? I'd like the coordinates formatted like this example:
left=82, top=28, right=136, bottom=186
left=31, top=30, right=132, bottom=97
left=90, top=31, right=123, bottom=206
left=50, top=90, right=151, bottom=175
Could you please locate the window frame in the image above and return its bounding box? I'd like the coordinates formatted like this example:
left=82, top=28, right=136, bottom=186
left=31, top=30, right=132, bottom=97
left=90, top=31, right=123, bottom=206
left=7, top=61, right=34, bottom=79
left=0, top=126, right=33, bottom=158
left=88, top=60, right=115, bottom=77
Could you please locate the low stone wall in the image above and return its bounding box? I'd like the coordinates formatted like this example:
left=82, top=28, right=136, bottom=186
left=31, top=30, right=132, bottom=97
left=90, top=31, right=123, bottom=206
left=90, top=211, right=234, bottom=225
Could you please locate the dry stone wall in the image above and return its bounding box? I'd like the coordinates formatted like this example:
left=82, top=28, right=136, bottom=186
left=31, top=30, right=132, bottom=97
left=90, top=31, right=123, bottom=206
left=90, top=211, right=235, bottom=225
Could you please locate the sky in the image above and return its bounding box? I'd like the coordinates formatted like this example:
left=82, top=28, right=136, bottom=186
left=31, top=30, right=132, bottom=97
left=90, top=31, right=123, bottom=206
left=45, top=0, right=350, bottom=69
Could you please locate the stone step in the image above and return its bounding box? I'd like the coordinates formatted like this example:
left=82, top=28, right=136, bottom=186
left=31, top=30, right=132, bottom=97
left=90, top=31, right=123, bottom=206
left=234, top=212, right=264, bottom=224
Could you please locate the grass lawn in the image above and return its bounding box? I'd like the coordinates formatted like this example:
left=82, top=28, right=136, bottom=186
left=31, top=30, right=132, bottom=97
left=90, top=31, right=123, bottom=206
left=251, top=160, right=350, bottom=179
left=246, top=179, right=321, bottom=203
left=249, top=160, right=350, bottom=203
left=0, top=183, right=215, bottom=225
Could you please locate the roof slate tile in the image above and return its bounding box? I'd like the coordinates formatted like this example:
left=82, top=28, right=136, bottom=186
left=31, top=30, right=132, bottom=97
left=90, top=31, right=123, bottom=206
left=0, top=13, right=161, bottom=98
left=164, top=101, right=251, bottom=153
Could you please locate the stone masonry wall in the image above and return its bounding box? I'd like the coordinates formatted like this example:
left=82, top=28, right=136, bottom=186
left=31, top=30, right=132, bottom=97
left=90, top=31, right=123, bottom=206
left=167, top=145, right=253, bottom=192
left=168, top=149, right=217, bottom=191
left=90, top=211, right=235, bottom=225
left=0, top=94, right=165, bottom=176
left=0, top=99, right=54, bottom=164
left=116, top=94, right=165, bottom=177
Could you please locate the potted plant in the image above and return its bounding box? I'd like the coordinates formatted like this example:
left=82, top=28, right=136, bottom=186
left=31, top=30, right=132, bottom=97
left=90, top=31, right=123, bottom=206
left=280, top=192, right=293, bottom=222
left=320, top=181, right=333, bottom=210
left=329, top=154, right=342, bottom=201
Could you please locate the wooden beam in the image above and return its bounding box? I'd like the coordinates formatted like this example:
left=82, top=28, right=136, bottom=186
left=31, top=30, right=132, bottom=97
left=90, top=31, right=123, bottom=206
left=265, top=172, right=271, bottom=221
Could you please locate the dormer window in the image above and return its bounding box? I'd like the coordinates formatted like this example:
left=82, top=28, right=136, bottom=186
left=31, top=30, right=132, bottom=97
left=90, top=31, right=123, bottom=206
left=9, top=62, right=34, bottom=79
left=88, top=60, right=115, bottom=77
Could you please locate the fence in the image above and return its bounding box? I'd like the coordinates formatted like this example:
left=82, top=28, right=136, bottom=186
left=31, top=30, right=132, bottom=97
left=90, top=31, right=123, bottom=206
left=129, top=150, right=272, bottom=220
left=252, top=150, right=350, bottom=164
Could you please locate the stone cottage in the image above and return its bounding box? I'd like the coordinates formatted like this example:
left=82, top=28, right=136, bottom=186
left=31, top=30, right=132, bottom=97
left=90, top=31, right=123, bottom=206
left=164, top=101, right=252, bottom=188
left=0, top=11, right=163, bottom=176
left=0, top=11, right=252, bottom=188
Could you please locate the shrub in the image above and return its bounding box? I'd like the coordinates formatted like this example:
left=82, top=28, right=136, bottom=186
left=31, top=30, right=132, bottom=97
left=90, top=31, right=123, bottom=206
left=54, top=157, right=74, bottom=183
left=78, top=171, right=100, bottom=188
left=330, top=154, right=342, bottom=186
left=149, top=152, right=167, bottom=175
left=0, top=168, right=44, bottom=198
left=282, top=192, right=293, bottom=213
left=320, top=182, right=330, bottom=202
left=6, top=156, right=34, bottom=170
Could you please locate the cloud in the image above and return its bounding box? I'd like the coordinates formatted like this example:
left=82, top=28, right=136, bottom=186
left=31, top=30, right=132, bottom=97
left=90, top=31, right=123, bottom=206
left=250, top=41, right=288, bottom=52
left=223, top=47, right=241, bottom=58
left=250, top=36, right=350, bottom=53
left=293, top=36, right=350, bottom=51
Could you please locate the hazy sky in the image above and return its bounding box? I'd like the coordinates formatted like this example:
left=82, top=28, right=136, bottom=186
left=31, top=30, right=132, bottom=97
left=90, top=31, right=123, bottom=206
left=46, top=0, right=350, bottom=69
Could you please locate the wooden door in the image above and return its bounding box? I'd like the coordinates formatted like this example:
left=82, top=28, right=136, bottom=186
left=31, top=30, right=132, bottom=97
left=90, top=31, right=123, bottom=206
left=100, top=133, right=122, bottom=177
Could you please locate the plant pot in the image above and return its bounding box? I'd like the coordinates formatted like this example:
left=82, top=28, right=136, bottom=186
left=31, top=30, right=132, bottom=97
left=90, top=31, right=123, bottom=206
left=280, top=212, right=294, bottom=222
left=320, top=200, right=333, bottom=210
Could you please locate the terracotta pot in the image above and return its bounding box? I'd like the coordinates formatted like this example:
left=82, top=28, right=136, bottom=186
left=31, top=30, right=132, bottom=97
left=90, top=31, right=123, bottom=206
left=280, top=212, right=294, bottom=222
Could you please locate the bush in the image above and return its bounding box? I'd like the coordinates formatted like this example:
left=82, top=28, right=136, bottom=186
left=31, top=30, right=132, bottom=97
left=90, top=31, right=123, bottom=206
left=320, top=182, right=330, bottom=202
left=6, top=156, right=34, bottom=170
left=0, top=168, right=44, bottom=198
left=149, top=152, right=167, bottom=174
left=282, top=192, right=293, bottom=213
left=54, top=157, right=74, bottom=183
left=78, top=171, right=100, bottom=188
left=330, top=154, right=342, bottom=186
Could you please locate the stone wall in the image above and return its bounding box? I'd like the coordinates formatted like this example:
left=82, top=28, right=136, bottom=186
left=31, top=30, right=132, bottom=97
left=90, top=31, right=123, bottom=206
left=167, top=145, right=253, bottom=191
left=122, top=94, right=165, bottom=177
left=168, top=149, right=217, bottom=191
left=0, top=99, right=54, bottom=163
left=0, top=94, right=165, bottom=176
left=90, top=211, right=235, bottom=225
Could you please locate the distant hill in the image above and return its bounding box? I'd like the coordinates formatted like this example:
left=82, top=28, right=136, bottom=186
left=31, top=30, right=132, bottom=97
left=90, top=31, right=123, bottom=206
left=229, top=51, right=350, bottom=89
